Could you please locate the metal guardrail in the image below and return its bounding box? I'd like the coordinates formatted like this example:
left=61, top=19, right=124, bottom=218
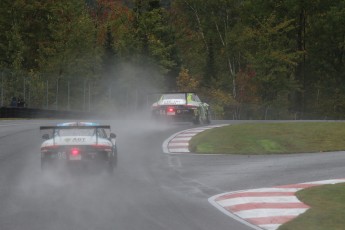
left=0, top=107, right=96, bottom=119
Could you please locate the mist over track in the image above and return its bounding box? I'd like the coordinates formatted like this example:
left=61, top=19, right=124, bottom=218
left=0, top=119, right=344, bottom=230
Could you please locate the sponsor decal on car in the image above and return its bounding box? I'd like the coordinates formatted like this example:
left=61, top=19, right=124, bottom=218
left=160, top=99, right=186, bottom=105
left=71, top=137, right=86, bottom=143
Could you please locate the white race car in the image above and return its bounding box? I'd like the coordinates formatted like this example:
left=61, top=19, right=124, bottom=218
left=40, top=122, right=117, bottom=173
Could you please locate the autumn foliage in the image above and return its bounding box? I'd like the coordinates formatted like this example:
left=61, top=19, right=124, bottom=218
left=1, top=0, right=345, bottom=119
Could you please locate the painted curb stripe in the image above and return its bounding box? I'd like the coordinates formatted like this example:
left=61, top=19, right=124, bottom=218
left=175, top=133, right=196, bottom=137
left=162, top=124, right=230, bottom=154
left=167, top=148, right=189, bottom=152
left=170, top=137, right=192, bottom=141
left=259, top=224, right=281, bottom=230
left=240, top=188, right=301, bottom=193
left=217, top=196, right=301, bottom=207
left=234, top=208, right=308, bottom=219
left=248, top=215, right=297, bottom=225
left=274, top=184, right=319, bottom=189
left=209, top=179, right=345, bottom=230
left=216, top=192, right=295, bottom=200
left=168, top=142, right=189, bottom=147
left=225, top=202, right=309, bottom=212
left=169, top=140, right=190, bottom=143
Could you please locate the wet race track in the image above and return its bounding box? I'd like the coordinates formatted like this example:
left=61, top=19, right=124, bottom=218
left=0, top=119, right=345, bottom=230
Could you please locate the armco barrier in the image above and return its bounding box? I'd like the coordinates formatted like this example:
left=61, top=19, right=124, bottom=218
left=0, top=107, right=97, bottom=119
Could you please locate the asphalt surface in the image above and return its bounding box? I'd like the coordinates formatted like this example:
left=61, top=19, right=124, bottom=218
left=0, top=119, right=345, bottom=230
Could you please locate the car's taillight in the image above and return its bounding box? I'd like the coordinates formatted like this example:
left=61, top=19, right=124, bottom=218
left=186, top=104, right=197, bottom=109
left=71, top=148, right=80, bottom=155
left=92, top=144, right=112, bottom=152
left=167, top=107, right=175, bottom=112
left=41, top=145, right=58, bottom=152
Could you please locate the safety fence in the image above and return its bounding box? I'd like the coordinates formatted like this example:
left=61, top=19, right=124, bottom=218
left=0, top=107, right=98, bottom=119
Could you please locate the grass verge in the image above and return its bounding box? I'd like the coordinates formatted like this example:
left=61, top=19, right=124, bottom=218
left=279, top=183, right=345, bottom=230
left=189, top=122, right=345, bottom=154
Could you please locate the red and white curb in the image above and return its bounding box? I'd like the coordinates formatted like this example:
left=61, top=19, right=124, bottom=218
left=162, top=124, right=229, bottom=154
left=209, top=178, right=345, bottom=230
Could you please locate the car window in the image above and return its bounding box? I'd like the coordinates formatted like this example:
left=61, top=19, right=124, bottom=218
left=194, top=94, right=201, bottom=102
left=57, top=129, right=95, bottom=136
left=161, top=94, right=185, bottom=100
left=97, top=129, right=107, bottom=138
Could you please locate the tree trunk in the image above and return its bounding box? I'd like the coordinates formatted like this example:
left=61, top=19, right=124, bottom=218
left=294, top=7, right=306, bottom=113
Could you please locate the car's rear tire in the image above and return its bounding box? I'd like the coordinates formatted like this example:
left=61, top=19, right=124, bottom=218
left=41, top=158, right=49, bottom=171
left=107, top=148, right=117, bottom=173
left=205, top=110, right=211, bottom=124
left=107, top=157, right=115, bottom=173
left=193, top=115, right=201, bottom=125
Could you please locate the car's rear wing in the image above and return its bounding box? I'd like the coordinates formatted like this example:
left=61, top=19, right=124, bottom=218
left=40, top=125, right=111, bottom=130
left=148, top=92, right=196, bottom=95
left=40, top=125, right=112, bottom=145
left=148, top=92, right=195, bottom=105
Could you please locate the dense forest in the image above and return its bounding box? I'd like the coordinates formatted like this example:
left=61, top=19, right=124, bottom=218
left=0, top=0, right=344, bottom=119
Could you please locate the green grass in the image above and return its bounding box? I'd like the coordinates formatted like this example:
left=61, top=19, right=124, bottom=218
left=279, top=183, right=345, bottom=230
left=189, top=122, right=345, bottom=154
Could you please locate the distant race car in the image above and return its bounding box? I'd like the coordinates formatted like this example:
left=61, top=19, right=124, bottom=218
left=40, top=122, right=117, bottom=173
left=151, top=92, right=211, bottom=124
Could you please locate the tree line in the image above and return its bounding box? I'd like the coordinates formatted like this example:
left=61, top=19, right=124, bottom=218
left=0, top=0, right=344, bottom=119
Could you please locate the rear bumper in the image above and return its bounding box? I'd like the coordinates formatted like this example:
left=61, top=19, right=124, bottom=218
left=152, top=113, right=195, bottom=122
left=151, top=107, right=197, bottom=121
left=41, top=146, right=113, bottom=162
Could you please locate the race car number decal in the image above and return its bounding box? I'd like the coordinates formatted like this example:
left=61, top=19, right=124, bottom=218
left=58, top=152, right=67, bottom=159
